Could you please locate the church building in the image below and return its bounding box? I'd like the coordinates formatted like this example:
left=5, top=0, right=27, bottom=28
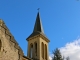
left=0, top=12, right=50, bottom=60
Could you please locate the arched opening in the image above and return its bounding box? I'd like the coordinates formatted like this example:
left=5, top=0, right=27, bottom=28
left=34, top=42, right=37, bottom=56
left=45, top=44, right=47, bottom=60
left=41, top=42, right=44, bottom=59
left=30, top=43, right=33, bottom=58
left=0, top=40, right=2, bottom=51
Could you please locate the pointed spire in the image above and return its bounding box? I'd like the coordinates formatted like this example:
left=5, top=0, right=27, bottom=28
left=27, top=12, right=46, bottom=40
left=27, top=12, right=50, bottom=42
left=33, top=12, right=44, bottom=33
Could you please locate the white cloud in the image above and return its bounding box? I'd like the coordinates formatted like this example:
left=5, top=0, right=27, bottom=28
left=49, top=52, right=53, bottom=60
left=60, top=38, right=80, bottom=60
left=49, top=38, right=80, bottom=60
left=49, top=56, right=52, bottom=60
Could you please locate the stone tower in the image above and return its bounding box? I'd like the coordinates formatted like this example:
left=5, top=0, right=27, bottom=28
left=26, top=12, right=50, bottom=60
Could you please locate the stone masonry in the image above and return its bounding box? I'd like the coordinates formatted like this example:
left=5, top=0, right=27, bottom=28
left=0, top=19, right=25, bottom=60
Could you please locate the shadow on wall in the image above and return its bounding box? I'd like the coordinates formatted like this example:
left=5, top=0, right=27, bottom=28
left=0, top=40, right=2, bottom=51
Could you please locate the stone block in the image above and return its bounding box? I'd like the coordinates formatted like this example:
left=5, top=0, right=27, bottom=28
left=0, top=26, right=6, bottom=34
left=5, top=30, right=12, bottom=37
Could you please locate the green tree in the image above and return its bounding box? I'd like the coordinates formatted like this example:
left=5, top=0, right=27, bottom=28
left=52, top=48, right=64, bottom=60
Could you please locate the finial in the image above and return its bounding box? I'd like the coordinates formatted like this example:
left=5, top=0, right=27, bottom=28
left=37, top=8, right=40, bottom=12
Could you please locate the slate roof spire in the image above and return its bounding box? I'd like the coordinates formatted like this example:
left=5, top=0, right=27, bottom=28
left=27, top=12, right=49, bottom=42
left=33, top=12, right=44, bottom=33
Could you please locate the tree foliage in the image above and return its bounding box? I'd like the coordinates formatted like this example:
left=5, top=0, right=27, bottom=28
left=52, top=48, right=64, bottom=60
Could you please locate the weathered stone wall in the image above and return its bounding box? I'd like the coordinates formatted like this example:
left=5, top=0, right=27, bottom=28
left=0, top=20, right=24, bottom=60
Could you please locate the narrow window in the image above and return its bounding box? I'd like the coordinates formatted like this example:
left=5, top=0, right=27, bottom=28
left=0, top=40, right=2, bottom=51
left=42, top=42, right=44, bottom=59
left=34, top=42, right=37, bottom=56
left=30, top=43, right=33, bottom=58
left=45, top=44, right=47, bottom=60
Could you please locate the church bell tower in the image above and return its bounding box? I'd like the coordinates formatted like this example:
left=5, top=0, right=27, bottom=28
left=26, top=12, right=50, bottom=60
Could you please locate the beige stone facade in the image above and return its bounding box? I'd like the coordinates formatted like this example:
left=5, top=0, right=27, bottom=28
left=0, top=12, right=50, bottom=60
left=0, top=20, right=22, bottom=60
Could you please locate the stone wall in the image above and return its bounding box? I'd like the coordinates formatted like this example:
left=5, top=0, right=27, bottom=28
left=0, top=20, right=24, bottom=60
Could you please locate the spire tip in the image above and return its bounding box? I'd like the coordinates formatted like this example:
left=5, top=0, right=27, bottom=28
left=37, top=8, right=40, bottom=12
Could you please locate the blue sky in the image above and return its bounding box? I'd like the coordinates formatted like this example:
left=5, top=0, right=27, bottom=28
left=0, top=0, right=80, bottom=57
